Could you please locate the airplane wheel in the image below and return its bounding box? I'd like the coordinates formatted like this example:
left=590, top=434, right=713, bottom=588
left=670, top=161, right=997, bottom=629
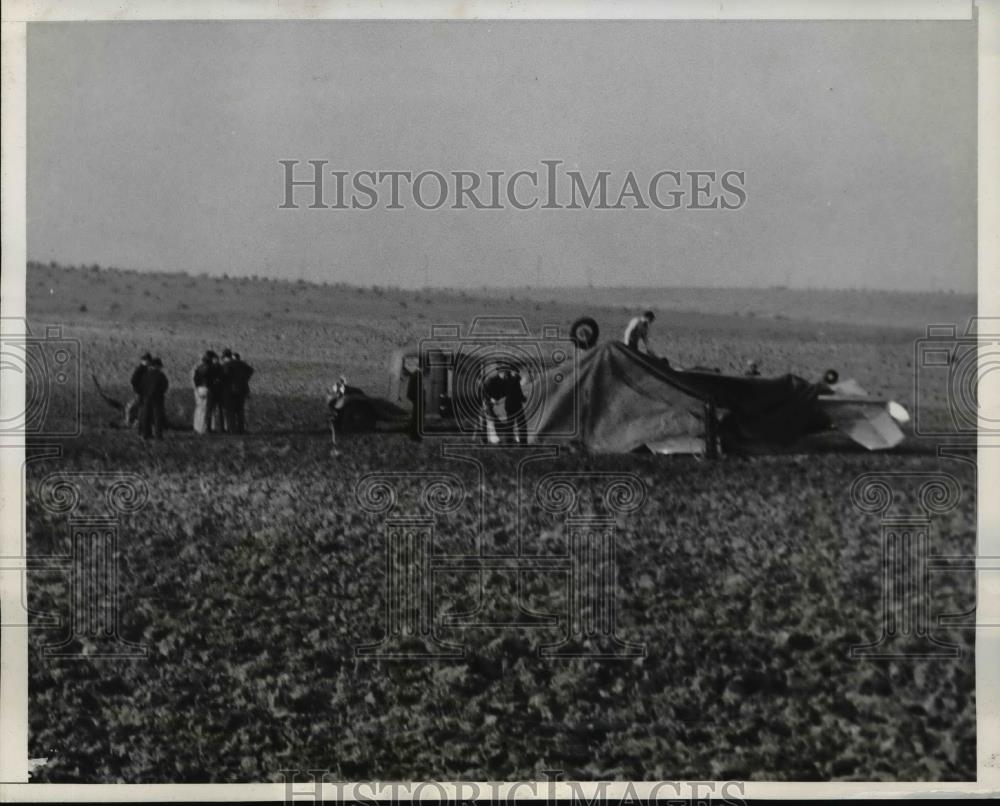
left=570, top=316, right=599, bottom=349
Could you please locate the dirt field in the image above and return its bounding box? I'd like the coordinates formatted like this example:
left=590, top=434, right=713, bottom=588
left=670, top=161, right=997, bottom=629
left=23, top=263, right=977, bottom=782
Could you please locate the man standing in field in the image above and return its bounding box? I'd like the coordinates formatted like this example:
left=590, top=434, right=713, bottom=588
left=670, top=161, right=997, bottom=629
left=623, top=310, right=656, bottom=355
left=126, top=352, right=152, bottom=427
left=192, top=351, right=216, bottom=434
left=229, top=351, right=254, bottom=433
left=138, top=357, right=169, bottom=440
left=219, top=349, right=236, bottom=433
left=502, top=366, right=527, bottom=445
left=205, top=351, right=225, bottom=432
left=221, top=350, right=254, bottom=434
left=327, top=374, right=348, bottom=454
left=406, top=361, right=423, bottom=442
left=478, top=364, right=505, bottom=444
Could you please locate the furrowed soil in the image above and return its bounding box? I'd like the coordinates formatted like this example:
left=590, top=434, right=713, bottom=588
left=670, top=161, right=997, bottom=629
left=22, top=263, right=977, bottom=782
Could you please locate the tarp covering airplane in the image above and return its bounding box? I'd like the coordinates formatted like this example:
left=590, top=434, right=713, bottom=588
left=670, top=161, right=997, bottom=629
left=525, top=341, right=899, bottom=453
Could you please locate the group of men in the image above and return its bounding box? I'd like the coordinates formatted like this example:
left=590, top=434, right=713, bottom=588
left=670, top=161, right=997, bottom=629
left=127, top=353, right=170, bottom=439
left=192, top=349, right=255, bottom=434
left=125, top=348, right=255, bottom=439
left=126, top=311, right=656, bottom=445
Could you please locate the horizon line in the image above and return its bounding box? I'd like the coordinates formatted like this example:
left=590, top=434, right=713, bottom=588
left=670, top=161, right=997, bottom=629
left=26, top=259, right=976, bottom=297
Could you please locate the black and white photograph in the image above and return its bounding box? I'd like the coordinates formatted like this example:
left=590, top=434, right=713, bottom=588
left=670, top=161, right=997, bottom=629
left=1, top=0, right=997, bottom=799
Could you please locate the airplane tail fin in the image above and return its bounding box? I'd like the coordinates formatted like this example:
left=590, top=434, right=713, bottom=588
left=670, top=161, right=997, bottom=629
left=824, top=402, right=905, bottom=450
left=91, top=373, right=125, bottom=412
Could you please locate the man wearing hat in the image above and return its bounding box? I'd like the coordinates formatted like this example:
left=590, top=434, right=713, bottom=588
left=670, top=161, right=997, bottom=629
left=219, top=349, right=235, bottom=433
left=406, top=359, right=424, bottom=442
left=138, top=357, right=169, bottom=440
left=233, top=352, right=255, bottom=432
left=125, top=352, right=152, bottom=427
left=477, top=362, right=506, bottom=444
left=206, top=351, right=226, bottom=432
left=192, top=350, right=218, bottom=434
left=501, top=364, right=528, bottom=445
left=222, top=349, right=254, bottom=434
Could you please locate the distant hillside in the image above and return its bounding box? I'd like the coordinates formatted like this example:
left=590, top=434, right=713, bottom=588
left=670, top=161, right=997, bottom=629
left=24, top=261, right=975, bottom=334
left=20, top=260, right=964, bottom=433
left=476, top=285, right=976, bottom=332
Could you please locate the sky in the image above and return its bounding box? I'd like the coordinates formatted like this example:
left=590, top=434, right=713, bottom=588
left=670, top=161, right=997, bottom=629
left=26, top=20, right=977, bottom=291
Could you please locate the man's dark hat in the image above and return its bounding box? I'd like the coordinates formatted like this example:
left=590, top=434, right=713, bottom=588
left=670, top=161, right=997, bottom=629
left=140, top=352, right=152, bottom=362
left=204, top=350, right=217, bottom=361
left=222, top=348, right=233, bottom=359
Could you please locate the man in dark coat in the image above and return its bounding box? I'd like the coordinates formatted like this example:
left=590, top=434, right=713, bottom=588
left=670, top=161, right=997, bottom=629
left=223, top=350, right=255, bottom=434
left=219, top=349, right=235, bottom=433
left=406, top=363, right=423, bottom=442
left=126, top=352, right=152, bottom=426
left=480, top=365, right=506, bottom=444
left=204, top=351, right=224, bottom=433
left=138, top=357, right=169, bottom=439
left=192, top=351, right=214, bottom=434
left=475, top=386, right=497, bottom=445
left=503, top=367, right=527, bottom=445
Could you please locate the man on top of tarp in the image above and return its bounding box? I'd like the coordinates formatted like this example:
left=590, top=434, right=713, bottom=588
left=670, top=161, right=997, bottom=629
left=623, top=310, right=657, bottom=355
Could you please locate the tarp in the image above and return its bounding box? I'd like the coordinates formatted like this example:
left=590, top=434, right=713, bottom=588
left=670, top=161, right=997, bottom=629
left=525, top=341, right=823, bottom=453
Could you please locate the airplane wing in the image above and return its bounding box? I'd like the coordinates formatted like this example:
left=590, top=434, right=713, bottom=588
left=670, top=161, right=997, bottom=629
left=646, top=436, right=706, bottom=455
left=829, top=378, right=869, bottom=396
left=817, top=398, right=906, bottom=450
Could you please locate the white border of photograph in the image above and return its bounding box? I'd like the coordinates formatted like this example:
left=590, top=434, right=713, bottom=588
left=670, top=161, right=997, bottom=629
left=1, top=0, right=996, bottom=800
